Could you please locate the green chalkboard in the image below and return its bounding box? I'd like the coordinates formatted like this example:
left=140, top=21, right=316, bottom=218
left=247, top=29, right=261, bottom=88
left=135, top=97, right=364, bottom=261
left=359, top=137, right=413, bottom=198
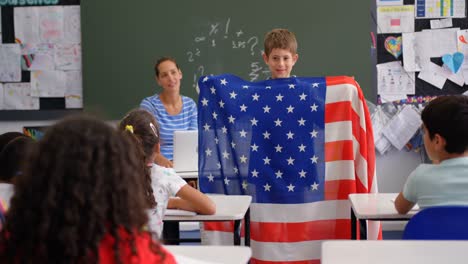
left=81, top=0, right=373, bottom=120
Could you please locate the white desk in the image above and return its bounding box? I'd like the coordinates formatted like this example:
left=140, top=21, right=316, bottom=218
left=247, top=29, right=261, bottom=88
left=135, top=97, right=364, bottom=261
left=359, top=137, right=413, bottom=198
left=163, top=195, right=252, bottom=246
left=166, top=245, right=251, bottom=264
left=349, top=193, right=419, bottom=239
left=176, top=170, right=198, bottom=179
left=322, top=240, right=468, bottom=264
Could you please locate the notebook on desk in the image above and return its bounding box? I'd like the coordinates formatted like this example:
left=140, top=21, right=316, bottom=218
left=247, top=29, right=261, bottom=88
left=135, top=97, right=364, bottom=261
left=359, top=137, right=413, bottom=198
left=173, top=130, right=198, bottom=173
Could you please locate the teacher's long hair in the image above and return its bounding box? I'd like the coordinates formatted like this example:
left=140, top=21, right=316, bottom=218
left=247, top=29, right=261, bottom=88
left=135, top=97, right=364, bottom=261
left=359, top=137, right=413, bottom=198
left=0, top=115, right=165, bottom=263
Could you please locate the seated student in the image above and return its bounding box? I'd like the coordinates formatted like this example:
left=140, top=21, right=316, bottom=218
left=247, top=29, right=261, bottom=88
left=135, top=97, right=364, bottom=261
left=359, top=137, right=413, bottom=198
left=0, top=116, right=177, bottom=263
left=119, top=109, right=215, bottom=238
left=0, top=132, right=34, bottom=209
left=395, top=95, right=468, bottom=214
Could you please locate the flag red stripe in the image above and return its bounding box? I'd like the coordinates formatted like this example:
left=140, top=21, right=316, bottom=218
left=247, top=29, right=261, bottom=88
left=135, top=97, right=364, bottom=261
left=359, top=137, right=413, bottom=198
left=205, top=219, right=351, bottom=242
left=324, top=180, right=356, bottom=200
left=325, top=76, right=357, bottom=86
left=324, top=140, right=354, bottom=161
left=250, top=259, right=320, bottom=264
left=324, top=101, right=354, bottom=123
left=250, top=219, right=350, bottom=242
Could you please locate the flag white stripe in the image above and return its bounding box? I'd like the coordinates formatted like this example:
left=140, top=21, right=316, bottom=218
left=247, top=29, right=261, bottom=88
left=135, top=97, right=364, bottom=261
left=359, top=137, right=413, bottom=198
left=324, top=121, right=353, bottom=142
left=250, top=200, right=350, bottom=222
left=202, top=231, right=323, bottom=262
left=326, top=83, right=367, bottom=131
left=251, top=240, right=323, bottom=261
left=325, top=160, right=355, bottom=181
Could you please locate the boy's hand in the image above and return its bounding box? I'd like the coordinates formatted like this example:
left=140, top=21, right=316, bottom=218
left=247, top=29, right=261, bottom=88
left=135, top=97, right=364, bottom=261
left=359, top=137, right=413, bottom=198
left=154, top=153, right=173, bottom=168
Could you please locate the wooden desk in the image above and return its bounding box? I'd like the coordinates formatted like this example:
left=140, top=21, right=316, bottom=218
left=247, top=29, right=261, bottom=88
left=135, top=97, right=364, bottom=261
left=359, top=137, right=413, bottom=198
left=349, top=193, right=419, bottom=239
left=166, top=245, right=251, bottom=264
left=163, top=194, right=252, bottom=246
left=322, top=240, right=468, bottom=264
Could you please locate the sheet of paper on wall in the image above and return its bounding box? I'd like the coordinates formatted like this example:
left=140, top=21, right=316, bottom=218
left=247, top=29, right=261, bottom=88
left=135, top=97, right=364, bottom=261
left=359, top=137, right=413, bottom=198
left=0, top=83, right=3, bottom=110
left=14, top=7, right=40, bottom=44
left=382, top=105, right=422, bottom=151
left=65, top=71, right=83, bottom=109
left=377, top=61, right=415, bottom=97
left=376, top=0, right=403, bottom=6
left=0, top=7, right=2, bottom=43
left=420, top=61, right=465, bottom=87
left=377, top=5, right=414, bottom=33
left=418, top=62, right=448, bottom=89
left=456, top=29, right=468, bottom=84
left=21, top=43, right=55, bottom=71
left=0, top=44, right=22, bottom=82
left=3, top=83, right=39, bottom=110
left=30, top=70, right=66, bottom=97
left=55, top=44, right=82, bottom=70
left=63, top=6, right=81, bottom=43
left=15, top=6, right=65, bottom=44
left=430, top=18, right=453, bottom=29
left=422, top=28, right=459, bottom=57
left=415, top=0, right=466, bottom=19
left=402, top=29, right=459, bottom=72
left=371, top=106, right=393, bottom=155
left=402, top=32, right=431, bottom=72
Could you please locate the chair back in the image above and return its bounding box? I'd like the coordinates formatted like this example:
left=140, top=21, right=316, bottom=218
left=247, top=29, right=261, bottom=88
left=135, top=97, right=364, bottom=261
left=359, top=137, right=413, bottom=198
left=403, top=206, right=468, bottom=240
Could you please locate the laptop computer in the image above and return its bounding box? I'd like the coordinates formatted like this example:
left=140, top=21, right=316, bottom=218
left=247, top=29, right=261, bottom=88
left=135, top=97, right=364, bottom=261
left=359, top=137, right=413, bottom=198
left=173, top=130, right=199, bottom=173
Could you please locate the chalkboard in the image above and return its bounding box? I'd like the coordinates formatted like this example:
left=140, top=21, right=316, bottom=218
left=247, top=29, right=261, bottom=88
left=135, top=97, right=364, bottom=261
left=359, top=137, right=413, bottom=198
left=81, top=0, right=373, bottom=120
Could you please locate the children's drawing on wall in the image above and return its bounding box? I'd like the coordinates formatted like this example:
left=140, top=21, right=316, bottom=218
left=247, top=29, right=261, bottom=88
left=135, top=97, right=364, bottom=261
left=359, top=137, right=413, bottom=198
left=0, top=2, right=82, bottom=110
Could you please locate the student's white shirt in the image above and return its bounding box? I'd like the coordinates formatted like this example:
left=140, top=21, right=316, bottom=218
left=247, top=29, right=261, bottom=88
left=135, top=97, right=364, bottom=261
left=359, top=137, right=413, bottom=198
left=0, top=183, right=14, bottom=209
left=147, top=164, right=187, bottom=238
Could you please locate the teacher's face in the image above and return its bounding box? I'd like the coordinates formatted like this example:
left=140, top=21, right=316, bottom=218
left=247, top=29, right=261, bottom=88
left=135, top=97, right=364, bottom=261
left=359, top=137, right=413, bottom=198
left=156, top=60, right=183, bottom=92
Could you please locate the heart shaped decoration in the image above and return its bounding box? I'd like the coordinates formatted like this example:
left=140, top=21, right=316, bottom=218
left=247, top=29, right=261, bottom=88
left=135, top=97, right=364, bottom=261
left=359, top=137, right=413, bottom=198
left=384, top=36, right=402, bottom=59
left=442, top=52, right=464, bottom=74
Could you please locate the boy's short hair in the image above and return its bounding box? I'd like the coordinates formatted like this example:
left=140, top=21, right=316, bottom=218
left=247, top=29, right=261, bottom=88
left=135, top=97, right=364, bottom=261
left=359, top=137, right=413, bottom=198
left=263, top=28, right=298, bottom=57
left=421, top=95, right=468, bottom=154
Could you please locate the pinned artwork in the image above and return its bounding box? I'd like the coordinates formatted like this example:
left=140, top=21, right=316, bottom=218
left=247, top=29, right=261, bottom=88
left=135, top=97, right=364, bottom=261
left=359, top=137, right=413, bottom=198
left=442, top=52, right=464, bottom=74
left=384, top=36, right=402, bottom=59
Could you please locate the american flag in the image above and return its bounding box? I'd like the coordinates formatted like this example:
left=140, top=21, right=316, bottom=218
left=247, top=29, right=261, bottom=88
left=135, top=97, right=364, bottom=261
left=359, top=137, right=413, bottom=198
left=198, top=75, right=380, bottom=263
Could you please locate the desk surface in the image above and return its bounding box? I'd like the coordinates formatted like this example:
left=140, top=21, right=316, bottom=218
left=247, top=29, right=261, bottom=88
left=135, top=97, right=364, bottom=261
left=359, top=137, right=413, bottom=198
left=166, top=245, right=251, bottom=264
left=176, top=170, right=198, bottom=179
left=164, top=194, right=252, bottom=221
left=349, top=193, right=419, bottom=220
left=322, top=240, right=468, bottom=264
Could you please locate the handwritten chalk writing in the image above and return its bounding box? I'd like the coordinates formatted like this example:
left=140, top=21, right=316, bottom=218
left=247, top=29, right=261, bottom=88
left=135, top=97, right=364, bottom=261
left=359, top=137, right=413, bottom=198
left=209, top=23, right=219, bottom=35
left=249, top=62, right=261, bottom=81
left=224, top=18, right=230, bottom=39
left=236, top=30, right=244, bottom=37
left=195, top=36, right=206, bottom=42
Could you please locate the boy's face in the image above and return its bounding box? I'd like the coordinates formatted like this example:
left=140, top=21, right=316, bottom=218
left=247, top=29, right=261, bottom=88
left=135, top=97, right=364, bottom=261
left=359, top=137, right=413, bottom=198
left=263, top=48, right=298, bottom=79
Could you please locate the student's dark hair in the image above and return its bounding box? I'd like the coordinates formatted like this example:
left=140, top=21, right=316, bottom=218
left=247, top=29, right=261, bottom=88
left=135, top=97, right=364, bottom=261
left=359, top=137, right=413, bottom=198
left=119, top=109, right=160, bottom=208
left=0, top=115, right=166, bottom=263
left=0, top=132, right=24, bottom=153
left=263, top=28, right=298, bottom=57
left=421, top=95, right=468, bottom=153
left=0, top=135, right=34, bottom=182
left=154, top=56, right=180, bottom=77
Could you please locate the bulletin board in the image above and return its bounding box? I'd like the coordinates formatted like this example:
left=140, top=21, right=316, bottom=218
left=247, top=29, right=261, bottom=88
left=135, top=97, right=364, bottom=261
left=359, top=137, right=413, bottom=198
left=0, top=0, right=82, bottom=121
left=374, top=0, right=468, bottom=104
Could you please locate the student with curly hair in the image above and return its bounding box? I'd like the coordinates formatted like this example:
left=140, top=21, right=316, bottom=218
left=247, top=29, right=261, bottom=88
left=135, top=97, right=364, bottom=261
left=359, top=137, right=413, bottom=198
left=0, top=132, right=34, bottom=209
left=119, top=109, right=215, bottom=239
left=0, top=116, right=176, bottom=263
